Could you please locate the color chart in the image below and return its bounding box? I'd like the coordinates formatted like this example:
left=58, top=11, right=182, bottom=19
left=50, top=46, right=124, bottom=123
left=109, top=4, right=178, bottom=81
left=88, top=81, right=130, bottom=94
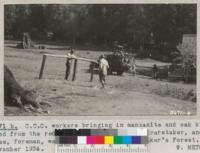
left=55, top=129, right=149, bottom=153
left=55, top=129, right=148, bottom=145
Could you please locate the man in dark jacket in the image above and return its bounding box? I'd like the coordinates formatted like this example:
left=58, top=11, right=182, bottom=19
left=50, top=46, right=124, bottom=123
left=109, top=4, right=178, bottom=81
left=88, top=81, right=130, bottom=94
left=65, top=48, right=76, bottom=80
left=152, top=64, right=158, bottom=79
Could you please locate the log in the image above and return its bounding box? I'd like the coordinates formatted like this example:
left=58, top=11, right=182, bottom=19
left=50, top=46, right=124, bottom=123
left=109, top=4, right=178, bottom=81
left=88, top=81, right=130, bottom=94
left=4, top=65, right=39, bottom=109
left=43, top=53, right=98, bottom=64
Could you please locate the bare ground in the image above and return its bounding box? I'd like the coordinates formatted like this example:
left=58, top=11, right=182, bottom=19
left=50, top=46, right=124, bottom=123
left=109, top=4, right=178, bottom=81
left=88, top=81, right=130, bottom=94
left=4, top=42, right=196, bottom=116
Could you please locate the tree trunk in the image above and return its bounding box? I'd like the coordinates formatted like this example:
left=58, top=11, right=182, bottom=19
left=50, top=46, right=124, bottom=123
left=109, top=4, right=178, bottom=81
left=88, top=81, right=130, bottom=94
left=4, top=65, right=39, bottom=109
left=17, top=32, right=35, bottom=49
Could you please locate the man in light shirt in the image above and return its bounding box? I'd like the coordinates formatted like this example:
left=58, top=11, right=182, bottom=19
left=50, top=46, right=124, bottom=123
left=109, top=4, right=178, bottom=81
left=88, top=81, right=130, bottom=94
left=99, top=54, right=109, bottom=88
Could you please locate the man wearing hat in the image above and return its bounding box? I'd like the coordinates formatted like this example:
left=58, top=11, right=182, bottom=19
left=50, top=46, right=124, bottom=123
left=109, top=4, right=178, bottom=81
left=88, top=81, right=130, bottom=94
left=99, top=54, right=109, bottom=88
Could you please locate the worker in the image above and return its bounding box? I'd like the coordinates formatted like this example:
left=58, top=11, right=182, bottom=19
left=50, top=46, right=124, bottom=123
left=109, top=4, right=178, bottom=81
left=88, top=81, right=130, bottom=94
left=65, top=48, right=76, bottom=80
left=99, top=54, right=109, bottom=88
left=152, top=64, right=158, bottom=79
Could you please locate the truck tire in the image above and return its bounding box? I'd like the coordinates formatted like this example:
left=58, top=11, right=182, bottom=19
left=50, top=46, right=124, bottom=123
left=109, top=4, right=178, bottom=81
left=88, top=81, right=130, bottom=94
left=117, top=70, right=124, bottom=75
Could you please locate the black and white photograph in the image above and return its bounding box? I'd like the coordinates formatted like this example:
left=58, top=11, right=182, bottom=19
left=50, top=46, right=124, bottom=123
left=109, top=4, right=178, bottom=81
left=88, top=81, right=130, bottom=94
left=4, top=4, right=197, bottom=116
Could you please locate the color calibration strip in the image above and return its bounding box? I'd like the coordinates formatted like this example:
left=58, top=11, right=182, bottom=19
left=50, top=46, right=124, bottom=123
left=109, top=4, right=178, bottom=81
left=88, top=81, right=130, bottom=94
left=55, top=129, right=148, bottom=145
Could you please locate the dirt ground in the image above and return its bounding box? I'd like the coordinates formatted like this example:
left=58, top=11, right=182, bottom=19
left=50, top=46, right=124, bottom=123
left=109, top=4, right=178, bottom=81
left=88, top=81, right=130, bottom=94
left=4, top=41, right=196, bottom=116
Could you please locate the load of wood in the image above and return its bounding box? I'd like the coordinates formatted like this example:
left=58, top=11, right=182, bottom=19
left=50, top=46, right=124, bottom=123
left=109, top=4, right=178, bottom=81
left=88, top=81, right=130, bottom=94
left=176, top=34, right=196, bottom=83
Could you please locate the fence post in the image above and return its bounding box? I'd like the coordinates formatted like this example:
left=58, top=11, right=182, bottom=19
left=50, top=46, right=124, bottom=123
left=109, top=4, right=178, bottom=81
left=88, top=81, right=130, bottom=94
left=90, top=62, right=94, bottom=82
left=72, top=59, right=78, bottom=81
left=39, top=55, right=47, bottom=79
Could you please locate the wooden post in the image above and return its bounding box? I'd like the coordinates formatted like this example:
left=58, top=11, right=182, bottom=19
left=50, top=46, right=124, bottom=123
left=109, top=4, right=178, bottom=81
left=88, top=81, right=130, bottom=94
left=72, top=59, right=78, bottom=81
left=90, top=62, right=94, bottom=82
left=39, top=55, right=47, bottom=79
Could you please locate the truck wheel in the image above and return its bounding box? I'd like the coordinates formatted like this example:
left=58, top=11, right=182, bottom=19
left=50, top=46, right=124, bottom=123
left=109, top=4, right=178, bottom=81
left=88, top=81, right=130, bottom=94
left=117, top=70, right=124, bottom=75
